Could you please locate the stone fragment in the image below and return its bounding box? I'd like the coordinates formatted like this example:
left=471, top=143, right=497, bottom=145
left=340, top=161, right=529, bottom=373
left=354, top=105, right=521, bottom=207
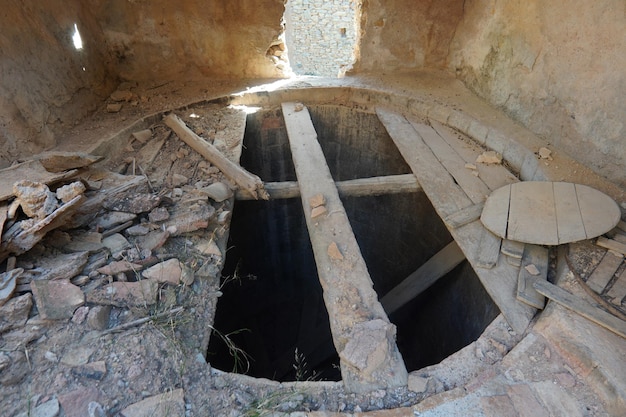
left=408, top=374, right=429, bottom=393
left=97, top=260, right=142, bottom=276
left=64, top=232, right=104, bottom=252
left=327, top=242, right=344, bottom=260
left=294, top=103, right=304, bottom=112
left=465, top=163, right=477, bottom=170
left=126, top=224, right=151, bottom=236
left=148, top=207, right=170, bottom=222
left=142, top=258, right=182, bottom=285
left=0, top=351, right=28, bottom=385
left=97, top=211, right=137, bottom=229
left=110, top=90, right=133, bottom=102
left=31, top=251, right=89, bottom=281
left=36, top=151, right=103, bottom=173
left=525, top=264, right=540, bottom=276
left=1, top=325, right=46, bottom=351
left=120, top=388, right=185, bottom=417
left=12, top=180, right=58, bottom=219
left=72, top=306, right=89, bottom=324
left=61, top=346, right=95, bottom=367
left=55, top=181, right=86, bottom=203
left=476, top=151, right=503, bottom=165
left=171, top=174, right=188, bottom=187
left=134, top=230, right=170, bottom=252
left=0, top=268, right=21, bottom=306
left=87, top=305, right=111, bottom=330
left=217, top=210, right=231, bottom=224
left=339, top=319, right=393, bottom=377
left=102, top=233, right=131, bottom=258
left=103, top=193, right=161, bottom=214
left=44, top=351, right=59, bottom=363
left=31, top=279, right=85, bottom=320
left=0, top=293, right=32, bottom=333
left=311, top=205, right=327, bottom=219
left=106, top=103, right=122, bottom=113
left=132, top=129, right=152, bottom=143
left=72, top=360, right=107, bottom=380
left=163, top=200, right=215, bottom=236
left=196, top=239, right=221, bottom=257
left=86, top=280, right=158, bottom=307
left=58, top=387, right=102, bottom=417
left=538, top=147, right=553, bottom=160
left=309, top=193, right=326, bottom=208
left=200, top=182, right=233, bottom=202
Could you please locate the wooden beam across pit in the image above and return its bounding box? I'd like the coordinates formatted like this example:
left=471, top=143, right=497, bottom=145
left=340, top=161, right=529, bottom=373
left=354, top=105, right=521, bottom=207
left=235, top=174, right=421, bottom=200
left=281, top=102, right=408, bottom=393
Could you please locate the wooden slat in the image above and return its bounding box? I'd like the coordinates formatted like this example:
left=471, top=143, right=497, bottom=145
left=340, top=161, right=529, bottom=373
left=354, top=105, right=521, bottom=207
left=410, top=121, right=491, bottom=204
left=381, top=241, right=466, bottom=314
left=443, top=203, right=484, bottom=229
left=480, top=185, right=510, bottom=238
left=576, top=184, right=622, bottom=240
left=553, top=182, right=587, bottom=243
left=283, top=102, right=407, bottom=392
left=235, top=174, right=421, bottom=200
left=476, top=229, right=502, bottom=269
left=587, top=251, right=624, bottom=294
left=533, top=279, right=626, bottom=339
left=597, top=237, right=626, bottom=256
left=429, top=120, right=518, bottom=191
left=508, top=182, right=559, bottom=245
left=376, top=108, right=472, bottom=217
left=517, top=245, right=548, bottom=309
left=607, top=269, right=626, bottom=305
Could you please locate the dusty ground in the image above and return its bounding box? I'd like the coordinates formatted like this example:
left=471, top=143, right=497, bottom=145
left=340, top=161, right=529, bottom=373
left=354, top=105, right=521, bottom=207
left=1, top=75, right=624, bottom=416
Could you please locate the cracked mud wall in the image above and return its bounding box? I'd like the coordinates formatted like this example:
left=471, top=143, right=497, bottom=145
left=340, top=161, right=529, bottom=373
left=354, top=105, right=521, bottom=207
left=0, top=0, right=117, bottom=168
left=448, top=0, right=626, bottom=186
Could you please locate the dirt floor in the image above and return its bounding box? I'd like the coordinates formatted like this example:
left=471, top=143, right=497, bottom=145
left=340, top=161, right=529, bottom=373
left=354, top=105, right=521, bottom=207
left=1, top=74, right=625, bottom=416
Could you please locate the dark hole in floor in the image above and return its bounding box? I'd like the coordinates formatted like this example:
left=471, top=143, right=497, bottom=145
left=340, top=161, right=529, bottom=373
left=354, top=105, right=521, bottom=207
left=207, top=104, right=500, bottom=380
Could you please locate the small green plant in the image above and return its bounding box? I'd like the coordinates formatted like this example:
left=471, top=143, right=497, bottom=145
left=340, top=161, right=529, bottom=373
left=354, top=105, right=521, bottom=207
left=243, top=388, right=306, bottom=417
left=292, top=348, right=320, bottom=382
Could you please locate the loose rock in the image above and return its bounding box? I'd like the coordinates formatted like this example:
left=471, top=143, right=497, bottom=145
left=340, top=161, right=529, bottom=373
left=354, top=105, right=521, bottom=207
left=119, top=388, right=185, bottom=417
left=31, top=279, right=85, bottom=320
left=0, top=292, right=33, bottom=333
left=0, top=268, right=22, bottom=306
left=476, top=151, right=503, bottom=165
left=86, top=280, right=158, bottom=307
left=142, top=258, right=182, bottom=285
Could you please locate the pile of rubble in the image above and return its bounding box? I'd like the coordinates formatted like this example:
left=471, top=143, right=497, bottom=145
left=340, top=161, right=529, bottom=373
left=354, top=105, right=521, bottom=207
left=0, top=104, right=263, bottom=416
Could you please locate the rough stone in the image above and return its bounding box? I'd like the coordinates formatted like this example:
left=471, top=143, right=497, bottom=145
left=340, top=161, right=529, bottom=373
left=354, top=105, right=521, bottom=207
left=72, top=306, right=89, bottom=324
left=163, top=200, right=215, bottom=236
left=31, top=279, right=85, bottom=320
left=309, top=193, right=326, bottom=208
left=0, top=293, right=33, bottom=333
left=120, top=388, right=185, bottom=417
left=311, top=205, right=327, bottom=218
left=106, top=103, right=122, bottom=113
left=0, top=268, right=21, bottom=306
left=339, top=319, right=390, bottom=376
left=408, top=374, right=429, bottom=393
left=12, top=180, right=58, bottom=219
left=180, top=263, right=195, bottom=286
left=72, top=360, right=107, bottom=380
left=55, top=181, right=86, bottom=203
left=148, top=207, right=170, bottom=222
left=61, top=346, right=95, bottom=367
left=102, top=193, right=161, bottom=214
left=97, top=260, right=142, bottom=276
left=126, top=224, right=151, bottom=236
left=31, top=251, right=89, bottom=281
left=171, top=173, right=189, bottom=187
left=0, top=351, right=29, bottom=385
left=58, top=387, right=103, bottom=417
left=132, top=129, right=152, bottom=143
left=142, top=258, right=182, bottom=285
left=86, top=280, right=158, bottom=307
left=110, top=90, right=133, bottom=101
left=133, top=230, right=170, bottom=252
left=87, top=305, right=111, bottom=330
left=96, top=211, right=137, bottom=229
left=102, top=233, right=131, bottom=258
left=476, top=151, right=503, bottom=165
left=327, top=242, right=344, bottom=260
left=195, top=239, right=222, bottom=257
left=16, top=398, right=60, bottom=417
left=201, top=182, right=233, bottom=202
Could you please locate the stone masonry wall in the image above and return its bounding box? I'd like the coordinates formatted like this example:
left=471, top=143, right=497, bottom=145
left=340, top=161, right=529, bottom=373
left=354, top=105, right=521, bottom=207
left=284, top=0, right=359, bottom=77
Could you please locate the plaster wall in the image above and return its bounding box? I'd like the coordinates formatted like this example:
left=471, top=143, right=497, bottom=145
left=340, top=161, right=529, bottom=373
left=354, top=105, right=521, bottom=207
left=448, top=0, right=626, bottom=186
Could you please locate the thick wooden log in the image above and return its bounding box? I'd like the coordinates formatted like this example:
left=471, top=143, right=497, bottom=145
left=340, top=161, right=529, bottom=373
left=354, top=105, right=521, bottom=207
left=381, top=241, right=466, bottom=315
left=163, top=113, right=268, bottom=200
left=235, top=174, right=420, bottom=200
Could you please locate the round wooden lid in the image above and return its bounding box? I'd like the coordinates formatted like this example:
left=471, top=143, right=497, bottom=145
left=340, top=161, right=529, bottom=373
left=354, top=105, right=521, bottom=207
left=480, top=181, right=621, bottom=245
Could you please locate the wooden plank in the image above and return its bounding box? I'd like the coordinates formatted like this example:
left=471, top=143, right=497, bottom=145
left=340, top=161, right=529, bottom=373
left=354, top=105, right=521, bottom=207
left=235, top=174, right=421, bottom=200
left=480, top=185, right=510, bottom=238
left=597, top=237, right=626, bottom=256
left=410, top=121, right=491, bottom=204
left=381, top=241, right=466, bottom=315
left=0, top=160, right=79, bottom=202
left=443, top=202, right=484, bottom=229
left=430, top=120, right=518, bottom=191
left=517, top=245, right=549, bottom=309
left=508, top=182, right=559, bottom=245
left=163, top=113, right=269, bottom=200
left=553, top=182, right=587, bottom=243
left=501, top=239, right=525, bottom=259
left=587, top=251, right=624, bottom=294
left=607, top=268, right=626, bottom=305
left=576, top=184, right=622, bottom=240
left=376, top=108, right=473, bottom=218
left=533, top=279, right=626, bottom=339
left=476, top=228, right=502, bottom=269
left=282, top=102, right=408, bottom=392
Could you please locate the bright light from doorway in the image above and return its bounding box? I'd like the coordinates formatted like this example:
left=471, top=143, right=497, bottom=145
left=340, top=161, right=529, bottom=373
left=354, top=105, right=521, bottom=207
left=72, top=23, right=83, bottom=50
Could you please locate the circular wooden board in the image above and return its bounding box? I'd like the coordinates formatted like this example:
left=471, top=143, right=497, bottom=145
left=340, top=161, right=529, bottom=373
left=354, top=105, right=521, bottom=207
left=480, top=181, right=621, bottom=245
